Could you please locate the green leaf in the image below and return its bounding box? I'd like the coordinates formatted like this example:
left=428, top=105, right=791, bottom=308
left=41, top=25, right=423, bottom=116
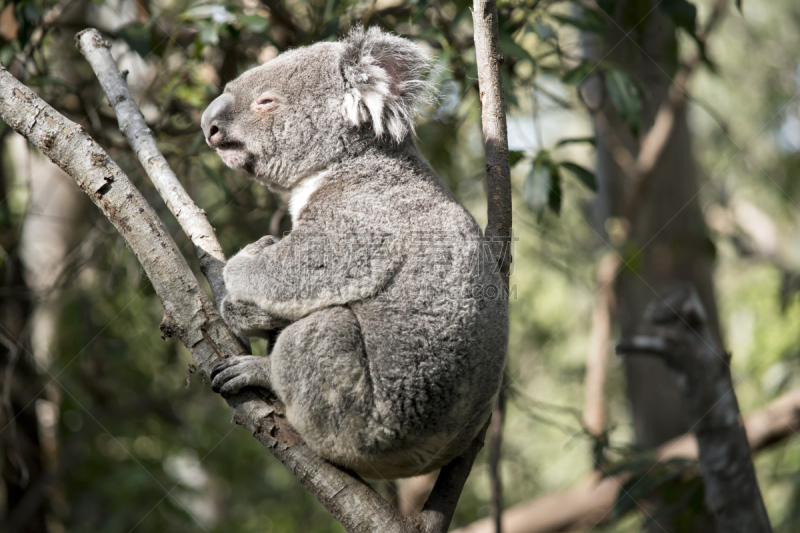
left=551, top=10, right=605, bottom=35
left=559, top=161, right=597, bottom=191
left=26, top=76, right=68, bottom=89
left=597, top=0, right=616, bottom=15
left=198, top=21, right=221, bottom=46
left=523, top=158, right=552, bottom=220
left=202, top=162, right=231, bottom=196
left=523, top=152, right=563, bottom=220
left=499, top=33, right=534, bottom=62
left=660, top=0, right=697, bottom=34
left=117, top=23, right=152, bottom=58
left=509, top=150, right=526, bottom=167
left=605, top=68, right=641, bottom=137
left=561, top=60, right=597, bottom=86
left=236, top=13, right=269, bottom=33
left=531, top=20, right=557, bottom=42
left=555, top=136, right=596, bottom=148
left=548, top=164, right=562, bottom=215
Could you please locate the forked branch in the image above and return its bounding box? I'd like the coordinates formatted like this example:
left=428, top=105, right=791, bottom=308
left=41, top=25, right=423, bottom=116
left=75, top=28, right=228, bottom=304
left=0, top=35, right=482, bottom=533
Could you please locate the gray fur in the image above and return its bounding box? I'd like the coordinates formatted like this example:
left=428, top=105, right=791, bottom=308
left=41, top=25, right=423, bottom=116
left=202, top=27, right=507, bottom=480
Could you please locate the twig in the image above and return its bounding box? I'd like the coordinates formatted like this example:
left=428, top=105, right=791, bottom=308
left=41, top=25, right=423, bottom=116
left=75, top=29, right=228, bottom=305
left=0, top=58, right=483, bottom=533
left=616, top=284, right=772, bottom=533
left=488, top=378, right=506, bottom=533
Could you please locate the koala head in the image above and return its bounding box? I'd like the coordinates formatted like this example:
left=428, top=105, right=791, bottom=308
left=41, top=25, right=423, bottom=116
left=201, top=26, right=433, bottom=189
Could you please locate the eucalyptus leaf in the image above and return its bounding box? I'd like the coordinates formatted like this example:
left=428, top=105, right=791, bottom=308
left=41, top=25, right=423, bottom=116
left=562, top=60, right=597, bottom=86
left=116, top=23, right=152, bottom=58
left=499, top=34, right=534, bottom=62
left=551, top=10, right=605, bottom=35
left=202, top=162, right=231, bottom=196
left=198, top=21, right=221, bottom=46
left=660, top=0, right=697, bottom=34
left=509, top=150, right=526, bottom=167
left=531, top=20, right=557, bottom=42
left=597, top=0, right=616, bottom=15
left=548, top=164, right=562, bottom=216
left=523, top=159, right=552, bottom=220
left=559, top=161, right=597, bottom=191
left=605, top=68, right=641, bottom=137
left=555, top=136, right=596, bottom=148
left=237, top=13, right=269, bottom=33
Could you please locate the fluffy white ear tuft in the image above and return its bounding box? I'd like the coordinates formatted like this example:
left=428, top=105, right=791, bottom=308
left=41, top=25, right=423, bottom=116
left=341, top=26, right=434, bottom=143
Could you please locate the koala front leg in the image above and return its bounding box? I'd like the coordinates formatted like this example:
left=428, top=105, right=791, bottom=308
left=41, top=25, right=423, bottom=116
left=211, top=356, right=271, bottom=397
left=221, top=296, right=290, bottom=339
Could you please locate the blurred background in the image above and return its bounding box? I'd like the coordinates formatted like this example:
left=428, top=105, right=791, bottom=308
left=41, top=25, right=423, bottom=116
left=2, top=0, right=800, bottom=531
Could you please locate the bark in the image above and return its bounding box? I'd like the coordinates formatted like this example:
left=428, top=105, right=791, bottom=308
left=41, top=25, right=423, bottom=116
left=452, top=378, right=798, bottom=533
left=617, top=284, right=772, bottom=533
left=75, top=29, right=227, bottom=305
left=472, top=0, right=512, bottom=280
left=473, top=2, right=512, bottom=530
left=0, top=48, right=485, bottom=533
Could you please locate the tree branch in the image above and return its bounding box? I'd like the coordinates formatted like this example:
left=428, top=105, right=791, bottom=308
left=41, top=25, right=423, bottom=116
left=473, top=2, right=512, bottom=531
left=473, top=0, right=512, bottom=281
left=617, top=284, right=772, bottom=533
left=75, top=29, right=228, bottom=305
left=582, top=252, right=619, bottom=443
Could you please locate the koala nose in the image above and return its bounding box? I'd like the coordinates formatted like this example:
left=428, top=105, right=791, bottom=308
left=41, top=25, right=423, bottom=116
left=201, top=93, right=234, bottom=147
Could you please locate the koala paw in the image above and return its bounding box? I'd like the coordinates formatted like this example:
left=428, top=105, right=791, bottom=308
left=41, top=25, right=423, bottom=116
left=211, top=355, right=271, bottom=397
left=240, top=235, right=280, bottom=256
left=220, top=296, right=289, bottom=339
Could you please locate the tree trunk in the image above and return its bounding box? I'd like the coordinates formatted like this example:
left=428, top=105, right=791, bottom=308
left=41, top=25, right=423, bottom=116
left=590, top=0, right=720, bottom=450
left=0, top=133, right=51, bottom=533
left=587, top=4, right=720, bottom=530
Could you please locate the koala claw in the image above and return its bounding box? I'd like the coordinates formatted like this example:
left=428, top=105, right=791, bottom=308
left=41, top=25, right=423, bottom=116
left=210, top=355, right=271, bottom=397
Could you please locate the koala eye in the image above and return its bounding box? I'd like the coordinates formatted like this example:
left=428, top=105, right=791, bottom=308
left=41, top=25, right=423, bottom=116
left=255, top=93, right=277, bottom=108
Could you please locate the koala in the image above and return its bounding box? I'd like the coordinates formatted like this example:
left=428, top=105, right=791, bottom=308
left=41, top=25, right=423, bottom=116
left=200, top=26, right=507, bottom=480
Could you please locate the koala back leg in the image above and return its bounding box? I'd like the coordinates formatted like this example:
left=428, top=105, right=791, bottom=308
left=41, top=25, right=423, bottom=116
left=270, top=306, right=377, bottom=469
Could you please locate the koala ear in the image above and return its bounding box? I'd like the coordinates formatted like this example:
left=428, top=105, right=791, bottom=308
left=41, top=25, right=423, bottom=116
left=341, top=26, right=434, bottom=143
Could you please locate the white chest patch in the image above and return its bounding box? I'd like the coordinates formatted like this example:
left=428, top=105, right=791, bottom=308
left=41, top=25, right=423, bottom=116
left=289, top=169, right=330, bottom=224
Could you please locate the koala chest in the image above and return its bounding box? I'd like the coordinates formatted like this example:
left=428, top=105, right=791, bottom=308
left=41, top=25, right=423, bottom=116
left=288, top=169, right=331, bottom=224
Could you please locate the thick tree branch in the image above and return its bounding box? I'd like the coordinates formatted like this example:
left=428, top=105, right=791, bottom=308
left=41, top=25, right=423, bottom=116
left=0, top=56, right=483, bottom=533
left=616, top=284, right=772, bottom=533
left=75, top=29, right=227, bottom=304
